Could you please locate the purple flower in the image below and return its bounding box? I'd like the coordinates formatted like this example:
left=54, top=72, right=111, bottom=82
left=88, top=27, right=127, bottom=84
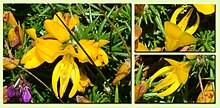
left=7, top=77, right=32, bottom=103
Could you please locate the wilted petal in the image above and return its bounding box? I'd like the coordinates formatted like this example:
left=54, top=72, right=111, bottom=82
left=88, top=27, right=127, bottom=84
left=3, top=11, right=18, bottom=26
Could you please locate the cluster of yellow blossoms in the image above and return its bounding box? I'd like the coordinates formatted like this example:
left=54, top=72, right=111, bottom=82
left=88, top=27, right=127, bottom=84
left=20, top=12, right=109, bottom=98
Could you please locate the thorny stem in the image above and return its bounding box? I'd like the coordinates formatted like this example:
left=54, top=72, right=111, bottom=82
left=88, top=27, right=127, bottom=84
left=98, top=4, right=131, bottom=57
left=48, top=4, right=110, bottom=87
left=198, top=68, right=206, bottom=102
left=3, top=58, right=64, bottom=103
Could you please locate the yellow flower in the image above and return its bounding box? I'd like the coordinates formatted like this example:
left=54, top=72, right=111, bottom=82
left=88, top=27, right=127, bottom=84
left=44, top=12, right=79, bottom=43
left=149, top=58, right=191, bottom=97
left=21, top=28, right=62, bottom=69
left=52, top=44, right=80, bottom=98
left=77, top=39, right=109, bottom=67
left=78, top=71, right=94, bottom=93
left=194, top=4, right=215, bottom=15
left=4, top=11, right=23, bottom=49
left=165, top=6, right=200, bottom=51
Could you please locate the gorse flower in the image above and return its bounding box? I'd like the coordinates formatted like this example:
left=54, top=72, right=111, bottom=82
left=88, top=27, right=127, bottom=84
left=77, top=39, right=109, bottom=67
left=149, top=58, right=192, bottom=97
left=165, top=6, right=200, bottom=51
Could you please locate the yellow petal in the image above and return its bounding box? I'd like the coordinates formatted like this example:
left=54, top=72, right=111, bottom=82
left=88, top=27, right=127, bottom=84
left=194, top=4, right=215, bottom=15
left=26, top=28, right=37, bottom=40
left=69, top=58, right=80, bottom=98
left=36, top=38, right=62, bottom=63
left=149, top=66, right=173, bottom=87
left=176, top=62, right=191, bottom=84
left=53, top=12, right=65, bottom=28
left=179, top=32, right=196, bottom=46
left=170, top=6, right=187, bottom=24
left=77, top=40, right=98, bottom=63
left=44, top=19, right=70, bottom=43
left=98, top=39, right=110, bottom=47
left=164, top=21, right=182, bottom=51
left=164, top=58, right=180, bottom=67
left=68, top=14, right=79, bottom=30
left=177, top=8, right=193, bottom=31
left=156, top=80, right=181, bottom=97
left=52, top=60, right=63, bottom=97
left=21, top=47, right=44, bottom=69
left=59, top=56, right=71, bottom=98
left=153, top=73, right=177, bottom=92
left=185, top=12, right=200, bottom=35
left=136, top=42, right=149, bottom=51
left=97, top=49, right=109, bottom=66
left=63, top=44, right=77, bottom=57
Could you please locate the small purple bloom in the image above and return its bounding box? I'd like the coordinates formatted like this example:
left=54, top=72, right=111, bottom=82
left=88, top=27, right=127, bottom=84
left=7, top=77, right=32, bottom=103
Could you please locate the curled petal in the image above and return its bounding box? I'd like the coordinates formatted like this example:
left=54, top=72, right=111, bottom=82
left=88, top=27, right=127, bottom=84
left=170, top=6, right=187, bottom=24
left=52, top=60, right=63, bottom=97
left=44, top=20, right=70, bottom=43
left=97, top=39, right=110, bottom=47
left=69, top=58, right=80, bottom=98
left=185, top=12, right=200, bottom=35
left=177, top=8, right=193, bottom=31
left=149, top=66, right=173, bottom=87
left=156, top=80, right=181, bottom=97
left=153, top=73, right=177, bottom=92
